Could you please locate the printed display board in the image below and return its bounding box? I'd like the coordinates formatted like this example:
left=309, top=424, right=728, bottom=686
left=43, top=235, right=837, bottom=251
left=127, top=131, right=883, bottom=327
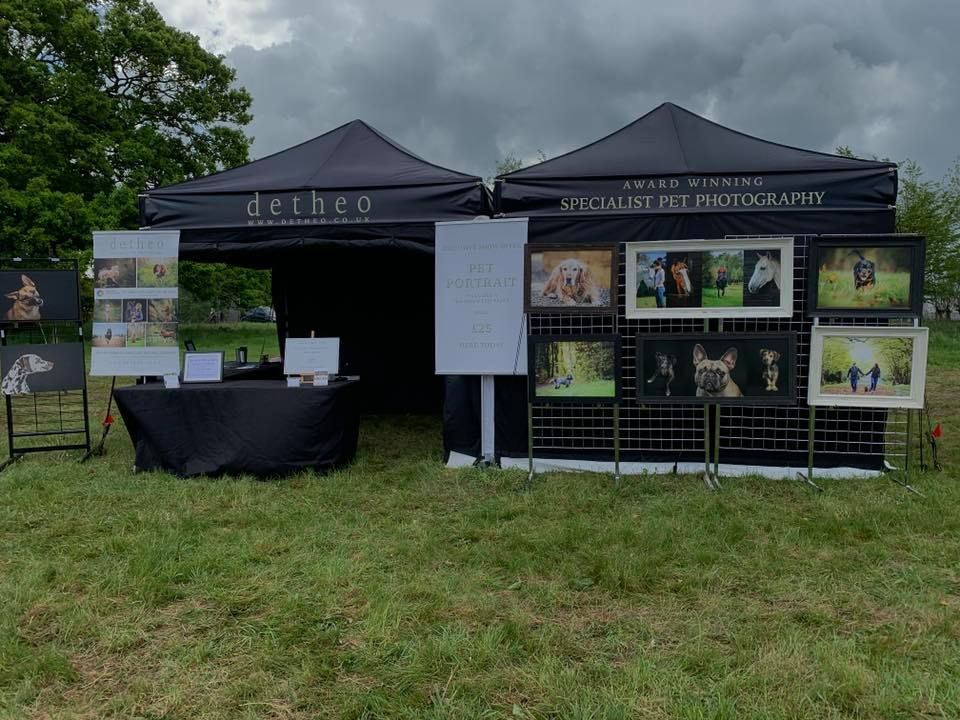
left=90, top=231, right=180, bottom=376
left=435, top=218, right=527, bottom=375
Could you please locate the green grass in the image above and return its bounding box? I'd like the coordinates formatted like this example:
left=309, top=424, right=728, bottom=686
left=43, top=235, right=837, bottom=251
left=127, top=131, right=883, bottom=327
left=817, top=271, right=912, bottom=309
left=702, top=281, right=744, bottom=307
left=535, top=378, right=616, bottom=398
left=1, top=323, right=959, bottom=718
left=821, top=382, right=910, bottom=397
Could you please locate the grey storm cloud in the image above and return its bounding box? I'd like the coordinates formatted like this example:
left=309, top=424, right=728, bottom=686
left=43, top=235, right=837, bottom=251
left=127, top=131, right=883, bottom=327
left=220, top=0, right=960, bottom=179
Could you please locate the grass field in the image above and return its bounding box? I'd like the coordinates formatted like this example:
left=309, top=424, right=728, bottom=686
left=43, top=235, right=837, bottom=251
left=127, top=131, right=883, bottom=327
left=535, top=379, right=616, bottom=398
left=1, top=322, right=959, bottom=718
left=702, top=282, right=743, bottom=307
left=821, top=382, right=911, bottom=397
left=817, top=271, right=912, bottom=310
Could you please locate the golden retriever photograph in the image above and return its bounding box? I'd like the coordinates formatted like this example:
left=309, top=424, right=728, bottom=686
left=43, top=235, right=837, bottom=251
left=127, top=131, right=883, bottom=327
left=526, top=246, right=616, bottom=312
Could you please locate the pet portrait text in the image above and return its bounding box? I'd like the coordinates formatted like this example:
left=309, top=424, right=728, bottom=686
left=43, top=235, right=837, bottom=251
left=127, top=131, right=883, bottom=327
left=637, top=334, right=795, bottom=404
left=529, top=336, right=621, bottom=403
left=525, top=247, right=617, bottom=312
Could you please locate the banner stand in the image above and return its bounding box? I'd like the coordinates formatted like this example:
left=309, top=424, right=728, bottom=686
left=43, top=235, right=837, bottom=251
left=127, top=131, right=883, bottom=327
left=80, top=375, right=116, bottom=463
left=478, top=375, right=496, bottom=467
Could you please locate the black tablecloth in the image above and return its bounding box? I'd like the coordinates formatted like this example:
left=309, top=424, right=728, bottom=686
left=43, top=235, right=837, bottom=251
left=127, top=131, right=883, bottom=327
left=115, top=379, right=360, bottom=477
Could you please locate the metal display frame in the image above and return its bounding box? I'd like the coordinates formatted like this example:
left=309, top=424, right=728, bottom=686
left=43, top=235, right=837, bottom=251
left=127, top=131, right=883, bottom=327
left=0, top=258, right=91, bottom=470
left=526, top=236, right=911, bottom=480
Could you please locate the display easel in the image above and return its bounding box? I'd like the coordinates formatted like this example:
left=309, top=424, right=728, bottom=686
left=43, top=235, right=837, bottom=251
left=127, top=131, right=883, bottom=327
left=1, top=258, right=91, bottom=470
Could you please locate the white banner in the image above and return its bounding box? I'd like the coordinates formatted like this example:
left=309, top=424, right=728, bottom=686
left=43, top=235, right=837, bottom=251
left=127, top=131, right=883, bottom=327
left=435, top=218, right=527, bottom=375
left=90, top=230, right=181, bottom=376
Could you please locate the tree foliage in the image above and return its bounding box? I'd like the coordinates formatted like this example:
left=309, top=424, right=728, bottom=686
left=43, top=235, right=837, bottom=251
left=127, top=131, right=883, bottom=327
left=0, top=0, right=250, bottom=252
left=0, top=0, right=274, bottom=310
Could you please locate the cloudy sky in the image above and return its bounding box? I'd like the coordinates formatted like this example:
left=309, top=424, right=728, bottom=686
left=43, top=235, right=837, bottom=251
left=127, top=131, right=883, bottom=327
left=152, top=0, right=958, bottom=179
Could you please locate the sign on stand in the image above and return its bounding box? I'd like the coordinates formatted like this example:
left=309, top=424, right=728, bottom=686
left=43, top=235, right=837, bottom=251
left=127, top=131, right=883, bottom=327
left=90, top=230, right=180, bottom=377
left=435, top=218, right=528, bottom=464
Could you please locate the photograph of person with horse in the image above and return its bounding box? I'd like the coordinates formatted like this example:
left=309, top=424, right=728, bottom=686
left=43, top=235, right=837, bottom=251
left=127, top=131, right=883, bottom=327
left=626, top=238, right=793, bottom=319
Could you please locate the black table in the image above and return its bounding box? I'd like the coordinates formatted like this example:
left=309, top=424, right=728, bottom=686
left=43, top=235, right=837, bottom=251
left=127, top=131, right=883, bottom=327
left=115, top=379, right=360, bottom=477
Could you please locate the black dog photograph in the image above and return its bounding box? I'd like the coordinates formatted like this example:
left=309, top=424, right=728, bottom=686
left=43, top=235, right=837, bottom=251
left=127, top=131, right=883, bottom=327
left=0, top=343, right=85, bottom=396
left=0, top=270, right=80, bottom=323
left=637, top=333, right=796, bottom=405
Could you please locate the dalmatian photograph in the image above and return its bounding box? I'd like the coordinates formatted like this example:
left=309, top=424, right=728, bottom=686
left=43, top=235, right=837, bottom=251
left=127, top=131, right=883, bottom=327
left=0, top=343, right=85, bottom=396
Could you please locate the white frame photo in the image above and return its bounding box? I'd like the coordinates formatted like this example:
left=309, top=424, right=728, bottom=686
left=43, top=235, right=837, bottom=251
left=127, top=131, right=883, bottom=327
left=624, top=237, right=794, bottom=319
left=807, top=326, right=928, bottom=410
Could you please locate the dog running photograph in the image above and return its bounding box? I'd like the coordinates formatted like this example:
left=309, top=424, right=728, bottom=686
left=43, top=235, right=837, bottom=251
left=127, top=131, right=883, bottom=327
left=529, top=336, right=620, bottom=402
left=1, top=270, right=80, bottom=323
left=0, top=343, right=85, bottom=395
left=813, top=243, right=917, bottom=311
left=637, top=334, right=795, bottom=404
left=136, top=257, right=179, bottom=288
left=526, top=247, right=616, bottom=312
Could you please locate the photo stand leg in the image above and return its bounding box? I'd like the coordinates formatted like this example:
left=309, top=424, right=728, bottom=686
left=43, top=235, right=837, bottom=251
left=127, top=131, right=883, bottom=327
left=81, top=376, right=116, bottom=463
left=526, top=401, right=534, bottom=490
left=797, top=407, right=823, bottom=492
left=473, top=374, right=498, bottom=469
left=0, top=454, right=23, bottom=473
left=888, top=409, right=923, bottom=497
left=613, top=403, right=621, bottom=488
left=711, top=405, right=722, bottom=490
left=703, top=406, right=718, bottom=491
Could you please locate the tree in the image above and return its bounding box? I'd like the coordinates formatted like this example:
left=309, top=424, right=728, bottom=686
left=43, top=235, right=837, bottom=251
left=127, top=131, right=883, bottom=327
left=895, top=160, right=960, bottom=318
left=489, top=149, right=548, bottom=187
left=0, top=0, right=252, bottom=261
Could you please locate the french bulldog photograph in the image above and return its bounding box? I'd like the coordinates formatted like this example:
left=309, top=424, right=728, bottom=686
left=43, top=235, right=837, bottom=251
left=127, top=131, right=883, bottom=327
left=693, top=344, right=742, bottom=398
left=636, top=333, right=795, bottom=405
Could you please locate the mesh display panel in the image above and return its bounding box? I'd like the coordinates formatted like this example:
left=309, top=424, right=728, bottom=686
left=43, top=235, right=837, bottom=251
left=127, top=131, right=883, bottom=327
left=528, top=236, right=906, bottom=468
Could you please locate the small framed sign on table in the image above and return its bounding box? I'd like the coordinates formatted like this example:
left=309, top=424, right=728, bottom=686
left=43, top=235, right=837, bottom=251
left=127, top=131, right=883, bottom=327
left=182, top=351, right=224, bottom=384
left=283, top=338, right=340, bottom=376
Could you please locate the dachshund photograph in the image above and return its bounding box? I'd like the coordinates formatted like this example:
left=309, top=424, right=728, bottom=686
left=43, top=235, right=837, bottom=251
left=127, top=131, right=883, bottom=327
left=527, top=248, right=615, bottom=311
left=136, top=257, right=178, bottom=287
left=760, top=348, right=781, bottom=391
left=3, top=274, right=44, bottom=321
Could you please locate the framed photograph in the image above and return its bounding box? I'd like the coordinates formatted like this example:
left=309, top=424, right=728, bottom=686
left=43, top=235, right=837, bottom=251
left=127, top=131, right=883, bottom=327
left=807, top=326, right=928, bottom=409
left=624, top=237, right=794, bottom=319
left=807, top=235, right=925, bottom=317
left=1, top=343, right=85, bottom=395
left=525, top=246, right=617, bottom=313
left=528, top=335, right=621, bottom=404
left=1, top=270, right=80, bottom=323
left=182, top=351, right=224, bottom=383
left=636, top=333, right=796, bottom=405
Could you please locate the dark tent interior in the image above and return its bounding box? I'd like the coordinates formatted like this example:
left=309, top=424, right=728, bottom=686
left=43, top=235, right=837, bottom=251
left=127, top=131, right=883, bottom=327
left=445, top=102, right=899, bottom=468
left=139, top=119, right=490, bottom=413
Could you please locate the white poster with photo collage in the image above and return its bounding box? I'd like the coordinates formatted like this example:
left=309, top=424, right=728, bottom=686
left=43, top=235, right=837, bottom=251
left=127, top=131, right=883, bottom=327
left=90, top=231, right=180, bottom=376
